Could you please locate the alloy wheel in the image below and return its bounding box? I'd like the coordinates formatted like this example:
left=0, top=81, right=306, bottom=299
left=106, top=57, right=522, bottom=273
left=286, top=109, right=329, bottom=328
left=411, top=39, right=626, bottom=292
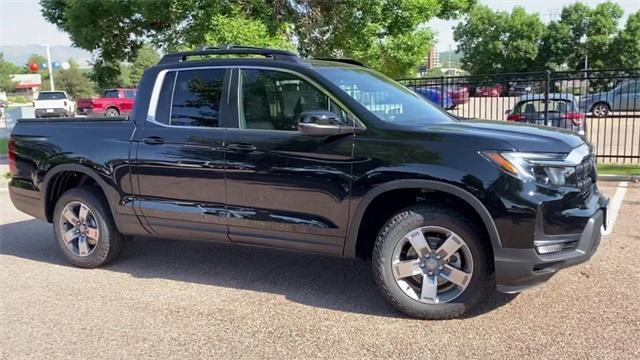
left=58, top=201, right=100, bottom=257
left=391, top=226, right=474, bottom=304
left=592, top=104, right=608, bottom=117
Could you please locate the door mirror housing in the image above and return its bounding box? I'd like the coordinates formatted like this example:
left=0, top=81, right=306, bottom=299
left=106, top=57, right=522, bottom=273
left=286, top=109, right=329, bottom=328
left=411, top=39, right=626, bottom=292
left=297, top=111, right=352, bottom=136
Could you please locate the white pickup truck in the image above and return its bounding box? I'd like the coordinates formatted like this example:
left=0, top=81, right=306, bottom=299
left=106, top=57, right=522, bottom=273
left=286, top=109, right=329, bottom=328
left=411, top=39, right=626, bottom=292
left=34, top=91, right=76, bottom=118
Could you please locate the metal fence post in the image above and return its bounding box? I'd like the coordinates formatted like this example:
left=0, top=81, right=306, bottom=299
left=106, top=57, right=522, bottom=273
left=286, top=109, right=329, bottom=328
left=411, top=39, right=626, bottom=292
left=440, top=76, right=445, bottom=108
left=544, top=70, right=551, bottom=125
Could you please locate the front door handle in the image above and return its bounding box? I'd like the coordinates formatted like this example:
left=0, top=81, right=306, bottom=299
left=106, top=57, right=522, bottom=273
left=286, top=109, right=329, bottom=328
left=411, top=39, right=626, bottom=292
left=226, top=143, right=257, bottom=153
left=143, top=136, right=166, bottom=145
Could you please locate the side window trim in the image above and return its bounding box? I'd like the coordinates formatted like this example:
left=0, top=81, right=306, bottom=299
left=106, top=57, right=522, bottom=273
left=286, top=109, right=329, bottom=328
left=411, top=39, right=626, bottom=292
left=146, top=65, right=364, bottom=130
left=146, top=67, right=231, bottom=129
left=234, top=66, right=364, bottom=131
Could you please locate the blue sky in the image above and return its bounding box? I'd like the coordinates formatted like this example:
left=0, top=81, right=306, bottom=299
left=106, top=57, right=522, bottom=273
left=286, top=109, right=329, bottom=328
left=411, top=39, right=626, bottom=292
left=2, top=0, right=640, bottom=51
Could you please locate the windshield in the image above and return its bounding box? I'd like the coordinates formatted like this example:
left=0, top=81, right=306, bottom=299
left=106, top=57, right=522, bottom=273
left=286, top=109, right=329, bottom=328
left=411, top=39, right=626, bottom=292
left=316, top=66, right=454, bottom=125
left=37, top=92, right=66, bottom=100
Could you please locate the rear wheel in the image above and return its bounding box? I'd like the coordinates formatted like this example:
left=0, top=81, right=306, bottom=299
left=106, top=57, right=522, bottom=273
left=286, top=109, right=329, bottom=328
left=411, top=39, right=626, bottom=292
left=591, top=103, right=610, bottom=118
left=53, top=187, right=124, bottom=268
left=105, top=107, right=120, bottom=117
left=373, top=204, right=491, bottom=319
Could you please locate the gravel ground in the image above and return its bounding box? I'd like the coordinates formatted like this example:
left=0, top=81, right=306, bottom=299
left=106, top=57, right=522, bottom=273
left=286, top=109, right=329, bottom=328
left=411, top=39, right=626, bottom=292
left=0, top=182, right=638, bottom=359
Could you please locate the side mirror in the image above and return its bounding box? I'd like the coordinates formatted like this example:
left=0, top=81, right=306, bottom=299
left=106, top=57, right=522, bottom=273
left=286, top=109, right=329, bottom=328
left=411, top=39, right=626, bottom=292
left=297, top=111, right=351, bottom=136
left=505, top=109, right=512, bottom=115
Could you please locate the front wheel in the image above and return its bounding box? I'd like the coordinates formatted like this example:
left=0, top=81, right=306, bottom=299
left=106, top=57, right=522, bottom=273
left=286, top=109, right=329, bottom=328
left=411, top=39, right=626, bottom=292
left=591, top=103, right=610, bottom=118
left=373, top=204, right=492, bottom=319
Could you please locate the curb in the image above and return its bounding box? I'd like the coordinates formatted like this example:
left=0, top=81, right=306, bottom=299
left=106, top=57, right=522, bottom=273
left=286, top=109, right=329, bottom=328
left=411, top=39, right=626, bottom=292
left=598, top=174, right=640, bottom=182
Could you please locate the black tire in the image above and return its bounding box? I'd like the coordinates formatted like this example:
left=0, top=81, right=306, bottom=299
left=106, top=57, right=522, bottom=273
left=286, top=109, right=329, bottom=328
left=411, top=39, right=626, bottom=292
left=105, top=107, right=120, bottom=117
left=372, top=204, right=492, bottom=319
left=52, top=186, right=124, bottom=268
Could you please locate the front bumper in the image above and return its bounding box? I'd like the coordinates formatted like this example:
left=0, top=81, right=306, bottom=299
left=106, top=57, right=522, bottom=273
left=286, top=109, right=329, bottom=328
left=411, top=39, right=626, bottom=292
left=494, top=204, right=606, bottom=293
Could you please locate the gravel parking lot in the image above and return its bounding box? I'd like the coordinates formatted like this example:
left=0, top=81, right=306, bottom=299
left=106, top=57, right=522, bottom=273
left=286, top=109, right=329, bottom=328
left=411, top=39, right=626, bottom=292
left=1, top=181, right=638, bottom=359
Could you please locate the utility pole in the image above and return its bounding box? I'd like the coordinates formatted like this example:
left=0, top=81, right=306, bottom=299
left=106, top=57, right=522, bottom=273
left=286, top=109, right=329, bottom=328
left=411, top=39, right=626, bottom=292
left=42, top=44, right=54, bottom=90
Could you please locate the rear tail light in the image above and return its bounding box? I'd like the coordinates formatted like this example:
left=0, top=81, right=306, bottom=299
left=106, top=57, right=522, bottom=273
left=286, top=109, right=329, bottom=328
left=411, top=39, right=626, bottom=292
left=64, top=100, right=67, bottom=106
left=32, top=101, right=35, bottom=107
left=507, top=113, right=526, bottom=122
left=561, top=112, right=585, bottom=126
left=7, top=136, right=16, bottom=175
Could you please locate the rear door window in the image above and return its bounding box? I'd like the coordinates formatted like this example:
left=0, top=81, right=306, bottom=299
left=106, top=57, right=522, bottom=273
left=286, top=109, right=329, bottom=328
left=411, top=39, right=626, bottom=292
left=104, top=90, right=119, bottom=98
left=170, top=69, right=226, bottom=127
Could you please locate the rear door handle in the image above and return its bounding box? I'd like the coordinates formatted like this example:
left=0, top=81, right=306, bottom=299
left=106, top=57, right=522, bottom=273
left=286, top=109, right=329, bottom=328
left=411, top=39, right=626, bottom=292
left=226, top=143, right=257, bottom=153
left=142, top=136, right=166, bottom=145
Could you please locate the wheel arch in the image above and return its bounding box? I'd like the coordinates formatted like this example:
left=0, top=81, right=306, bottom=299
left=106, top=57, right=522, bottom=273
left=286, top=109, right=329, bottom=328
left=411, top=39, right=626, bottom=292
left=43, top=163, right=117, bottom=223
left=344, top=180, right=502, bottom=258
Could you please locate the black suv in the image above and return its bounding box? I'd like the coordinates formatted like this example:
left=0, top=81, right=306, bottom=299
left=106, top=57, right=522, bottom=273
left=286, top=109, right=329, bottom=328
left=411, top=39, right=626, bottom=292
left=8, top=46, right=607, bottom=319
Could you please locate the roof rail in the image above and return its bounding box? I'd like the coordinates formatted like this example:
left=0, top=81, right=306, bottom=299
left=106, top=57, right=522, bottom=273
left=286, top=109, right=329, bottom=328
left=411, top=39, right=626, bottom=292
left=159, top=45, right=300, bottom=64
left=314, top=58, right=367, bottom=67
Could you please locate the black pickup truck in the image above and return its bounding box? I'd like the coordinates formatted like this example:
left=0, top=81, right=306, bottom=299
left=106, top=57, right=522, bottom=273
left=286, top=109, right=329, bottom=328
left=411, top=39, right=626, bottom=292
left=7, top=46, right=607, bottom=319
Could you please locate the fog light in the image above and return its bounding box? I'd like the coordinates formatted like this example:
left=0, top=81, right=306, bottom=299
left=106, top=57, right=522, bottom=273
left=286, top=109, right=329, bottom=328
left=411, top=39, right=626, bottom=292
left=536, top=244, right=565, bottom=254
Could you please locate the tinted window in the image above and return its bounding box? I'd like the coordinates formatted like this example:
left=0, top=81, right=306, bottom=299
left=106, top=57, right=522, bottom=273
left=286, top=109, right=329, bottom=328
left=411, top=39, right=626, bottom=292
left=171, top=69, right=225, bottom=127
left=124, top=90, right=136, bottom=99
left=104, top=90, right=119, bottom=98
left=618, top=81, right=639, bottom=94
left=37, top=92, right=66, bottom=100
left=239, top=69, right=348, bottom=131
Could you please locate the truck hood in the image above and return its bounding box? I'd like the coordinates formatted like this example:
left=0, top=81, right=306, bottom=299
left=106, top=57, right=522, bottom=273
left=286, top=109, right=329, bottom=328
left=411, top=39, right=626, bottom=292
left=426, top=119, right=585, bottom=153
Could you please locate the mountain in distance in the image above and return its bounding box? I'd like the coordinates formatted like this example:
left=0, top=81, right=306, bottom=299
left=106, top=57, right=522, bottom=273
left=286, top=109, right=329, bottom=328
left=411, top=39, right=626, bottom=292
left=0, top=44, right=93, bottom=68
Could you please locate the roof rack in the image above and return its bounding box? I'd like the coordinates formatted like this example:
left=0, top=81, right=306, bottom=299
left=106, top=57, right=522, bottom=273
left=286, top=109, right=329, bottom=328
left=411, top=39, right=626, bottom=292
left=314, top=58, right=367, bottom=67
left=159, top=45, right=300, bottom=64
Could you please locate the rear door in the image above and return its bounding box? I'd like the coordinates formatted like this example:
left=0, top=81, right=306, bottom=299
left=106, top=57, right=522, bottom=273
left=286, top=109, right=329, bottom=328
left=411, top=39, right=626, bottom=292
left=223, top=68, right=356, bottom=255
left=131, top=67, right=231, bottom=242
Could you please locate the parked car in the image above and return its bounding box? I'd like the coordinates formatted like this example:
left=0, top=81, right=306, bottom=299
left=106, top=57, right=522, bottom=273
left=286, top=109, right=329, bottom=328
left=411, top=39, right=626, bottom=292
left=411, top=86, right=455, bottom=109
left=506, top=94, right=586, bottom=135
left=77, top=88, right=137, bottom=117
left=447, top=86, right=470, bottom=105
left=579, top=79, right=640, bottom=117
left=475, top=83, right=505, bottom=97
left=508, top=82, right=542, bottom=97
left=8, top=46, right=607, bottom=320
left=33, top=91, right=76, bottom=117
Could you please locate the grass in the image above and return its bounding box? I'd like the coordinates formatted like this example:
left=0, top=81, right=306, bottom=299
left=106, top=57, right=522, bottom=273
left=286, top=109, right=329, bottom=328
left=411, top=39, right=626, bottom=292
left=597, top=163, right=640, bottom=176
left=0, top=138, right=7, bottom=155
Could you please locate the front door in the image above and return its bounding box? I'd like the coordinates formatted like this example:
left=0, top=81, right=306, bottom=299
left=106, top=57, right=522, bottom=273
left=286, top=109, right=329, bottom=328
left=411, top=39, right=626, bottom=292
left=132, top=68, right=231, bottom=242
left=224, top=68, right=356, bottom=255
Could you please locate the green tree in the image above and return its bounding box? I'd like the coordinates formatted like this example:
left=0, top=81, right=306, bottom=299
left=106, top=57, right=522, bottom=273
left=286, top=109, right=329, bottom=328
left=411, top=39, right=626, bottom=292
left=454, top=5, right=545, bottom=74
left=539, top=1, right=624, bottom=70
left=611, top=11, right=640, bottom=68
left=128, top=44, right=161, bottom=86
left=54, top=59, right=96, bottom=98
left=41, top=0, right=476, bottom=82
left=0, top=53, right=22, bottom=91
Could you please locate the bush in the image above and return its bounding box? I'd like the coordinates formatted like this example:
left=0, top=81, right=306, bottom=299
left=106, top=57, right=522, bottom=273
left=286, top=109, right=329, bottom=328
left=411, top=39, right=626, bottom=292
left=7, top=95, right=29, bottom=104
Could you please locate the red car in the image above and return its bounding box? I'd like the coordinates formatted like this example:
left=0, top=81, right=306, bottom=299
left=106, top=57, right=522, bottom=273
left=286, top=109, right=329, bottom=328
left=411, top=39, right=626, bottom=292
left=447, top=86, right=470, bottom=105
left=475, top=84, right=505, bottom=97
left=77, top=88, right=137, bottom=117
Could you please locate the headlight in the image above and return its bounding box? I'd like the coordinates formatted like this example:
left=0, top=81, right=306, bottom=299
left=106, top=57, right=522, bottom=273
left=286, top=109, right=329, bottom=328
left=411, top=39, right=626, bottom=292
left=481, top=151, right=577, bottom=186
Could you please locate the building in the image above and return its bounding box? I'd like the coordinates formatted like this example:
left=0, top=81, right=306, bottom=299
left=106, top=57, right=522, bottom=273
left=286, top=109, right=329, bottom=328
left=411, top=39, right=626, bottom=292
left=426, top=48, right=439, bottom=70
left=9, top=74, right=42, bottom=97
